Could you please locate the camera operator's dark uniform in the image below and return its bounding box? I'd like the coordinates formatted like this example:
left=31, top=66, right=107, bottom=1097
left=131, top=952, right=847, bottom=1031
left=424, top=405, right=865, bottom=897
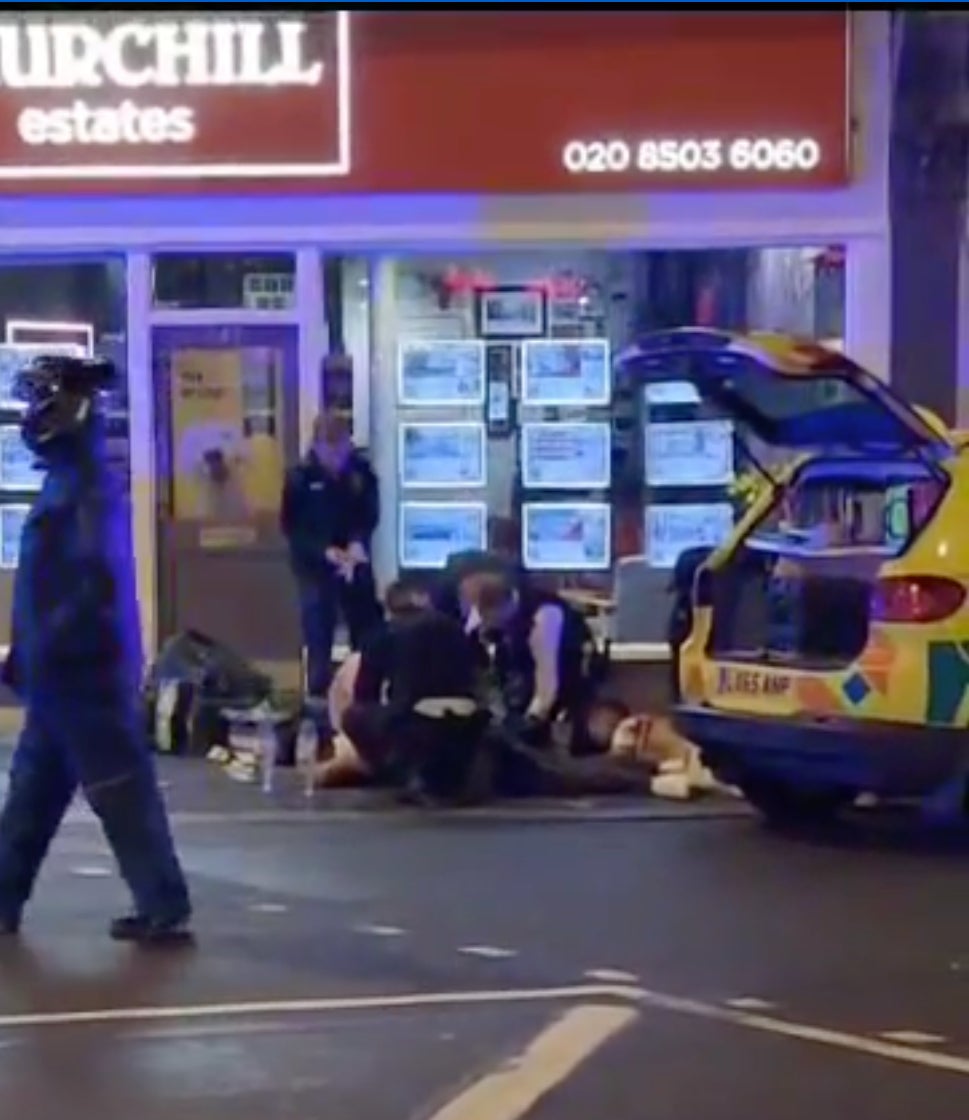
left=0, top=357, right=191, bottom=943
left=343, top=606, right=488, bottom=801
left=281, top=446, right=382, bottom=697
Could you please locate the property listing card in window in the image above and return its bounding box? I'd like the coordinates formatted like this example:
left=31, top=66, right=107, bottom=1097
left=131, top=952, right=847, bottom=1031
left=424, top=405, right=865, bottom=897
left=523, top=502, right=611, bottom=571
left=398, top=422, right=486, bottom=489
left=646, top=502, right=735, bottom=569
left=0, top=346, right=24, bottom=410
left=0, top=503, right=29, bottom=570
left=645, top=420, right=735, bottom=488
left=521, top=340, right=611, bottom=407
left=643, top=381, right=700, bottom=406
left=0, top=426, right=42, bottom=492
left=399, top=502, right=487, bottom=570
left=397, top=340, right=486, bottom=407
left=522, top=422, right=611, bottom=490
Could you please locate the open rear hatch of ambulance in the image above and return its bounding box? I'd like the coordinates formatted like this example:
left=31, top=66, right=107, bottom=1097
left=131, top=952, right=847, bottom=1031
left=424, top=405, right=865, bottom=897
left=619, top=330, right=957, bottom=669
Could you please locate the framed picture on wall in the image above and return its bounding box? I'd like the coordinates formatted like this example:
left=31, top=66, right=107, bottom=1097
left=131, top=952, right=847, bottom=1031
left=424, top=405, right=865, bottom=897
left=476, top=286, right=547, bottom=339
left=5, top=320, right=93, bottom=357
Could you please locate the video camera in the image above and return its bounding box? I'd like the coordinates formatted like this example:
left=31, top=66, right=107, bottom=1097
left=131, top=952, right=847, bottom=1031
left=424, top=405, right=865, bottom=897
left=15, top=353, right=117, bottom=401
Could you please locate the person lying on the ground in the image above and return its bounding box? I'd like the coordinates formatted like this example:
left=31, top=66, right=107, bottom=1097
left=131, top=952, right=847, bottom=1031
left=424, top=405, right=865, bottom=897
left=486, top=697, right=654, bottom=800
left=609, top=711, right=722, bottom=799
left=473, top=576, right=609, bottom=756
left=317, top=578, right=491, bottom=803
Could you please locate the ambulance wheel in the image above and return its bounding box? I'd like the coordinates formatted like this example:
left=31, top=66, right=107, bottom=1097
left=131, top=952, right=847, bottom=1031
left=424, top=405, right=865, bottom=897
left=739, top=778, right=852, bottom=829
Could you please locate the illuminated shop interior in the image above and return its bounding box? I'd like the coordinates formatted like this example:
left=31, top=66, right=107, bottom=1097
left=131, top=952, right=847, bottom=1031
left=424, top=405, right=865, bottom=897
left=349, top=247, right=845, bottom=650
left=0, top=247, right=845, bottom=675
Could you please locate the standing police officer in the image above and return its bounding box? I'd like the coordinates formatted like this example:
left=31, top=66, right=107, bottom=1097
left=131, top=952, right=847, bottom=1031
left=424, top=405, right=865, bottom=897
left=281, top=408, right=382, bottom=699
left=0, top=354, right=192, bottom=944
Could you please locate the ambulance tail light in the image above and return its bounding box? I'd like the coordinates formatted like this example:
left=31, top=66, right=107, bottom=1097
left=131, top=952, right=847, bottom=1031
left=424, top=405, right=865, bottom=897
left=870, top=576, right=966, bottom=624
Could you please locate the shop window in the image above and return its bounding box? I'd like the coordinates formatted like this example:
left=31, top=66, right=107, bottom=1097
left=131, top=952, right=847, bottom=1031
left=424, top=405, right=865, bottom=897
left=152, top=252, right=296, bottom=311
left=329, top=247, right=845, bottom=648
left=0, top=255, right=128, bottom=652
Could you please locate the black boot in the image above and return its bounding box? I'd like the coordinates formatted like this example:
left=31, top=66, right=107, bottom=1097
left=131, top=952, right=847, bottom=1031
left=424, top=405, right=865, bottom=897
left=0, top=914, right=19, bottom=937
left=109, top=913, right=194, bottom=947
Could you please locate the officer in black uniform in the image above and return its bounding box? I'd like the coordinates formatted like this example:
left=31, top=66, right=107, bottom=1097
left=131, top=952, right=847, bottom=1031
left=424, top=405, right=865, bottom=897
left=343, top=579, right=490, bottom=802
left=0, top=354, right=192, bottom=944
left=281, top=408, right=382, bottom=699
left=475, top=576, right=607, bottom=756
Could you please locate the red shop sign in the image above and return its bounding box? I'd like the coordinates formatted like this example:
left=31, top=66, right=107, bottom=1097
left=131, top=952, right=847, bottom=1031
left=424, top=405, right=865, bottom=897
left=0, top=11, right=849, bottom=193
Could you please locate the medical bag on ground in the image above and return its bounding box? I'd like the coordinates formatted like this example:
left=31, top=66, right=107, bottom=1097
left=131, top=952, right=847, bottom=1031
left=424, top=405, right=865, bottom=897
left=144, top=629, right=273, bottom=757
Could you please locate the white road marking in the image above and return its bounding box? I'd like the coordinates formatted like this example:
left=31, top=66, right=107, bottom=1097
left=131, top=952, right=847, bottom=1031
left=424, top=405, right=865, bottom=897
left=725, top=998, right=775, bottom=1011
left=0, top=984, right=623, bottom=1030
left=249, top=903, right=289, bottom=915
left=355, top=924, right=407, bottom=938
left=458, top=946, right=518, bottom=960
left=0, top=980, right=966, bottom=1078
left=426, top=1004, right=638, bottom=1120
left=69, top=866, right=111, bottom=878
left=584, top=969, right=639, bottom=984
left=624, top=987, right=969, bottom=1077
left=880, top=1031, right=946, bottom=1046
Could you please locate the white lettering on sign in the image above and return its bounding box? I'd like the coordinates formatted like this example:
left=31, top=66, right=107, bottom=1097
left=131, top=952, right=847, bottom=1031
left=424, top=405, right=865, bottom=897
left=0, top=12, right=352, bottom=180
left=561, top=136, right=822, bottom=177
left=11, top=19, right=321, bottom=149
left=19, top=101, right=196, bottom=146
left=0, top=20, right=323, bottom=90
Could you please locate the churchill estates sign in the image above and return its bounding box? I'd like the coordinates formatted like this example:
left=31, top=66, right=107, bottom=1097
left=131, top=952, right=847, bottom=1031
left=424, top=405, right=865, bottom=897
left=0, top=11, right=849, bottom=192
left=0, top=12, right=350, bottom=178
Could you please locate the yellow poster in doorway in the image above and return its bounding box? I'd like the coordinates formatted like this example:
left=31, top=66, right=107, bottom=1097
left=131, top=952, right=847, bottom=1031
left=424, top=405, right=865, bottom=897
left=169, top=347, right=286, bottom=523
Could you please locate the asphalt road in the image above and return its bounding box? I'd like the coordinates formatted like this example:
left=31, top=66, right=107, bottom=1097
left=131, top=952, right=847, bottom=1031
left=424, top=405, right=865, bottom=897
left=1, top=758, right=969, bottom=1119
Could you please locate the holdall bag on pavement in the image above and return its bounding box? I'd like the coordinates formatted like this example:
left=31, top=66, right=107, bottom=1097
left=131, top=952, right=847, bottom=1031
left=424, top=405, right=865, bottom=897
left=144, top=630, right=274, bottom=757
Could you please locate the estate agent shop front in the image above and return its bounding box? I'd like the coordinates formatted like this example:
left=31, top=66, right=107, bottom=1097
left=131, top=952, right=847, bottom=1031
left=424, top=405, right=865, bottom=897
left=0, top=9, right=889, bottom=691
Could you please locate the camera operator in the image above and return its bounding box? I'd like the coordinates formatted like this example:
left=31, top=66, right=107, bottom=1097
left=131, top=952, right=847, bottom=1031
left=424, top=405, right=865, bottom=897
left=0, top=353, right=192, bottom=945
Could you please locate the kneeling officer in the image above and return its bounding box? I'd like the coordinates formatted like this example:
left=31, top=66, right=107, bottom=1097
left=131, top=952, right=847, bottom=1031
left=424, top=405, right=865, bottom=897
left=0, top=354, right=192, bottom=945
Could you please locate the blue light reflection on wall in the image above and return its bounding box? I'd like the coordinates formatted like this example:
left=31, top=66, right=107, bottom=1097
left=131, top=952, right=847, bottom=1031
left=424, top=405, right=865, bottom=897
left=0, top=193, right=491, bottom=236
